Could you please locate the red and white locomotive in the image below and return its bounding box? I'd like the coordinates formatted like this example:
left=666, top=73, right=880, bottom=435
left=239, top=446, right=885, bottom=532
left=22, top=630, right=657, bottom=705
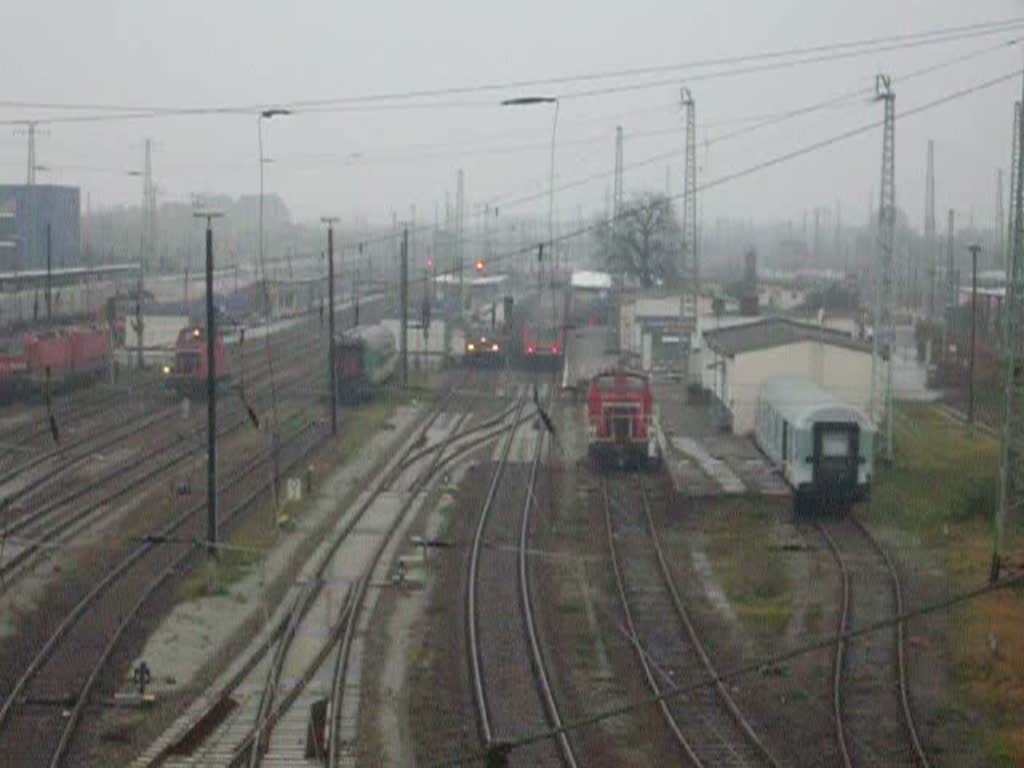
left=586, top=367, right=660, bottom=469
left=162, top=325, right=229, bottom=397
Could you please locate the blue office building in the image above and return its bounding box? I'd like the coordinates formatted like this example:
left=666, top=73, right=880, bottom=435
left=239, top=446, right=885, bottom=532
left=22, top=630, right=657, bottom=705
left=0, top=185, right=81, bottom=271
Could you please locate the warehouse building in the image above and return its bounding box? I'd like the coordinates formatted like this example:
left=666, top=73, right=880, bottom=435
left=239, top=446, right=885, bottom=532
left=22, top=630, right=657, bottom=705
left=702, top=316, right=872, bottom=433
left=0, top=185, right=81, bottom=271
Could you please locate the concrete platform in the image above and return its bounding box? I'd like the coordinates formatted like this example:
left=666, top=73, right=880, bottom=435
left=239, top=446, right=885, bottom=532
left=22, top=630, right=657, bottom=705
left=654, top=380, right=789, bottom=498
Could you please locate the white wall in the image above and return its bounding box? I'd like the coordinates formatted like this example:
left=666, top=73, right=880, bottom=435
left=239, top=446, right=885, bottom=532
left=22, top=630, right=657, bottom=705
left=721, top=341, right=872, bottom=434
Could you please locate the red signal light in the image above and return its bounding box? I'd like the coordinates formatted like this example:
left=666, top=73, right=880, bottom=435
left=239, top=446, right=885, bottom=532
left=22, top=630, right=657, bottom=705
left=475, top=258, right=484, bottom=272
left=426, top=257, right=434, bottom=268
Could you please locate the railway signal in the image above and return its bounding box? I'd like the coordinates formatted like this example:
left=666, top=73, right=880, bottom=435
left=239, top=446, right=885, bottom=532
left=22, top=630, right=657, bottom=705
left=475, top=257, right=484, bottom=273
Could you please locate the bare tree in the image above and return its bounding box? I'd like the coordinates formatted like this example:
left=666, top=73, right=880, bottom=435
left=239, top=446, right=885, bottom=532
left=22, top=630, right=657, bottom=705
left=595, top=191, right=681, bottom=288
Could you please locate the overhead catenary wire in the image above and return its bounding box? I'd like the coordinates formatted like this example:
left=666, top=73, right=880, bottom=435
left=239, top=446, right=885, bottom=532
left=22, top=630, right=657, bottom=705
left=323, top=65, right=1024, bottom=291
left=0, top=16, right=1020, bottom=125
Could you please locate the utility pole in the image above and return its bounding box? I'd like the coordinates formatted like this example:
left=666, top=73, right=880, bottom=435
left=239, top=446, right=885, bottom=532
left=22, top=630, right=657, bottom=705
left=995, top=84, right=1024, bottom=583
left=26, top=121, right=37, bottom=186
left=968, top=244, right=980, bottom=433
left=322, top=217, right=339, bottom=436
left=1010, top=103, right=1022, bottom=278
left=194, top=210, right=224, bottom=559
left=45, top=222, right=52, bottom=324
left=136, top=138, right=153, bottom=370
left=946, top=210, right=956, bottom=319
left=456, top=170, right=465, bottom=316
left=925, top=140, right=936, bottom=319
left=355, top=241, right=364, bottom=327
left=870, top=74, right=896, bottom=463
left=400, top=227, right=409, bottom=387
left=680, top=87, right=698, bottom=385
left=996, top=169, right=1006, bottom=273
left=612, top=125, right=624, bottom=269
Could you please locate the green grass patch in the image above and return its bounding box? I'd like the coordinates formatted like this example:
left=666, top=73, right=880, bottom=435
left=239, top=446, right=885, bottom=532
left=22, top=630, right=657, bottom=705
left=866, top=402, right=999, bottom=534
left=699, top=498, right=793, bottom=642
left=869, top=403, right=1024, bottom=765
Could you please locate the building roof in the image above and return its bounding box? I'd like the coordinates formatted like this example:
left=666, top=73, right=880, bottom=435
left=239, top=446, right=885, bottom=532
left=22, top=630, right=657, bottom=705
left=703, top=316, right=869, bottom=356
left=570, top=270, right=612, bottom=290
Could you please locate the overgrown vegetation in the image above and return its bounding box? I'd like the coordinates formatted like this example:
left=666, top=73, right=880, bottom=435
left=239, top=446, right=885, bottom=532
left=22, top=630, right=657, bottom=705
left=866, top=402, right=998, bottom=532
left=866, top=402, right=1024, bottom=765
left=697, top=498, right=793, bottom=642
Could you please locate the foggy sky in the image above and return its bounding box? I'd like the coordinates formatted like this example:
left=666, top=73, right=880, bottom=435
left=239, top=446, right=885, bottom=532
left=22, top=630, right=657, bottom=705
left=2, top=1, right=1022, bottom=236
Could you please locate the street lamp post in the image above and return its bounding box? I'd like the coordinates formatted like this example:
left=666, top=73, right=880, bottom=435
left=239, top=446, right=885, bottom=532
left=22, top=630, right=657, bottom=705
left=501, top=96, right=559, bottom=279
left=257, top=109, right=291, bottom=288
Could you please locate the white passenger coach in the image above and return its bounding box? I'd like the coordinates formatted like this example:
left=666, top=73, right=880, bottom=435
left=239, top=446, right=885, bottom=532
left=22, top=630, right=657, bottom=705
left=755, top=376, right=875, bottom=512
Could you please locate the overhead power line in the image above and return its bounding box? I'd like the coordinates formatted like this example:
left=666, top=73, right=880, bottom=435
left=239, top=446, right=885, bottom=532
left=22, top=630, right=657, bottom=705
left=0, top=17, right=1020, bottom=125
left=362, top=66, right=1023, bottom=291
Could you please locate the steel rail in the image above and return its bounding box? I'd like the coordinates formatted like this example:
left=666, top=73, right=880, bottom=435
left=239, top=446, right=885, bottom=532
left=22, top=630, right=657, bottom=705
left=638, top=480, right=781, bottom=767
left=45, top=421, right=328, bottom=768
left=466, top=395, right=528, bottom=746
left=0, top=359, right=327, bottom=586
left=601, top=476, right=703, bottom=766
left=819, top=516, right=930, bottom=768
left=517, top=411, right=578, bottom=767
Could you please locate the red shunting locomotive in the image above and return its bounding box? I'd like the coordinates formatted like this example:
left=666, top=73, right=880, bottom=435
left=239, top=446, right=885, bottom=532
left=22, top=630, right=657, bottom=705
left=586, top=368, right=660, bottom=469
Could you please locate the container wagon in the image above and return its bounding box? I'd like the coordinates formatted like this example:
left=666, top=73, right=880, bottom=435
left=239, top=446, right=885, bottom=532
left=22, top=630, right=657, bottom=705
left=335, top=323, right=398, bottom=401
left=754, top=376, right=874, bottom=513
left=586, top=368, right=659, bottom=469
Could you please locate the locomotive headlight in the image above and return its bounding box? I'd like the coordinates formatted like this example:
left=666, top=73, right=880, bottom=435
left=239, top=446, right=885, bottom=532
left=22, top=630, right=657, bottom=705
left=467, top=342, right=476, bottom=351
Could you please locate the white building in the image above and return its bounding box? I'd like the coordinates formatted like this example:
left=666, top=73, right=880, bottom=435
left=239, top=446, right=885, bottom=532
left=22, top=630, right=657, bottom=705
left=703, top=317, right=872, bottom=434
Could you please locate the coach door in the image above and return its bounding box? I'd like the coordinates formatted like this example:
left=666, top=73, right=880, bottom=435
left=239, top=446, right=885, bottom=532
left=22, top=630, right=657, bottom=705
left=812, top=422, right=859, bottom=500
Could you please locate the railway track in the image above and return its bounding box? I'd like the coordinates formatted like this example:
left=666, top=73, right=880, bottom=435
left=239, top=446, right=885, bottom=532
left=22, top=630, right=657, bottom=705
left=0, top=311, right=379, bottom=767
left=0, top=295, right=376, bottom=488
left=0, top=413, right=327, bottom=767
left=0, top=322, right=335, bottom=588
left=128, top=379, right=524, bottom=767
left=601, top=475, right=778, bottom=768
left=0, top=360, right=325, bottom=589
left=466, top=382, right=576, bottom=767
left=817, top=515, right=929, bottom=768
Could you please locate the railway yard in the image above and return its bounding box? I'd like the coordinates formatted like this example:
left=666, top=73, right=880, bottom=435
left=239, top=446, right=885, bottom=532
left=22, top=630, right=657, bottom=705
left=0, top=284, right=1015, bottom=767
left=6, top=6, right=1024, bottom=765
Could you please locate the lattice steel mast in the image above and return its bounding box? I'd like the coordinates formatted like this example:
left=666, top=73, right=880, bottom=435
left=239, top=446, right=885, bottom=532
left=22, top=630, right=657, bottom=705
left=1008, top=102, right=1021, bottom=277
left=995, top=84, right=1024, bottom=582
left=996, top=168, right=1005, bottom=274
left=870, top=75, right=896, bottom=462
left=611, top=126, right=623, bottom=264
left=680, top=87, right=698, bottom=383
left=925, top=140, right=936, bottom=319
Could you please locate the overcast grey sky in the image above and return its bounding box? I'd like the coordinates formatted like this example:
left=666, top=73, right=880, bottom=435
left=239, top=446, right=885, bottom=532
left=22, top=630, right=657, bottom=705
left=1, top=1, right=1022, bottom=232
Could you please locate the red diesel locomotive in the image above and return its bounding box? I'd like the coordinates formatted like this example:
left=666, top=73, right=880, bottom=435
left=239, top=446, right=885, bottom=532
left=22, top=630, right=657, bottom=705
left=586, top=368, right=660, bottom=469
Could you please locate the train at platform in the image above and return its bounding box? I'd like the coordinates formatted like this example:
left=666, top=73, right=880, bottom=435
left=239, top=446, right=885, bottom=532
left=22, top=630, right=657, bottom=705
left=334, top=323, right=398, bottom=401
left=0, top=325, right=113, bottom=399
left=754, top=376, right=874, bottom=513
left=586, top=367, right=660, bottom=469
left=162, top=325, right=230, bottom=397
left=520, top=288, right=566, bottom=370
left=463, top=296, right=514, bottom=366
